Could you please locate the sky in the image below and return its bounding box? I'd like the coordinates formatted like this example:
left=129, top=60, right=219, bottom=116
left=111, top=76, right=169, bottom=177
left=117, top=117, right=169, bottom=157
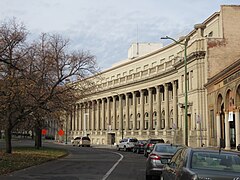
left=0, top=0, right=239, bottom=70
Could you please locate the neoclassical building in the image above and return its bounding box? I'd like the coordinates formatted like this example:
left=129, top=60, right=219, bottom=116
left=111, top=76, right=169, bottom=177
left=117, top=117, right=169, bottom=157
left=63, top=5, right=240, bottom=149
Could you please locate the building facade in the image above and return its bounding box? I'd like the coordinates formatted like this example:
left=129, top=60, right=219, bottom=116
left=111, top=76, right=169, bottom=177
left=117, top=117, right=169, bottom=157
left=64, top=5, right=240, bottom=149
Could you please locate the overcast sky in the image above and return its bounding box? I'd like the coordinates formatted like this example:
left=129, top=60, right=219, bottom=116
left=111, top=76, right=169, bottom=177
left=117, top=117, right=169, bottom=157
left=0, top=0, right=239, bottom=70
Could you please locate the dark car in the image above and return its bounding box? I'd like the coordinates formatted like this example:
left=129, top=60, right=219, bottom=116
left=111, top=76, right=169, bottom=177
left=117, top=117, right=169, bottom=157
left=144, top=138, right=164, bottom=157
left=161, top=147, right=240, bottom=180
left=146, top=143, right=184, bottom=180
left=132, top=140, right=147, bottom=154
left=237, top=144, right=240, bottom=151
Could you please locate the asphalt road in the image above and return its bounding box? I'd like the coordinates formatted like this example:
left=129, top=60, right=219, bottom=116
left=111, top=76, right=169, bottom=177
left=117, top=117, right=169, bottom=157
left=0, top=140, right=148, bottom=180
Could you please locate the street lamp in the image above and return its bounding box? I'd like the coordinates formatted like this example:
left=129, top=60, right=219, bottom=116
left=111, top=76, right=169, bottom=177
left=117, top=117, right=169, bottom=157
left=161, top=35, right=190, bottom=146
left=111, top=92, right=124, bottom=140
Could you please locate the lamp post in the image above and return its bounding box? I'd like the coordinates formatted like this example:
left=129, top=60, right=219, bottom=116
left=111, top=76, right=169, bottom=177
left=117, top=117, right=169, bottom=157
left=161, top=36, right=190, bottom=146
left=111, top=92, right=124, bottom=140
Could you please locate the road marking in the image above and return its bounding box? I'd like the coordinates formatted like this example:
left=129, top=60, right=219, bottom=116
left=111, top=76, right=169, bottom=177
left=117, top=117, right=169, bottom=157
left=102, top=152, right=123, bottom=180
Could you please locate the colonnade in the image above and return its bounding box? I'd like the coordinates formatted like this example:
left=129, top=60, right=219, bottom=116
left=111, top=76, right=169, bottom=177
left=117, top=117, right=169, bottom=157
left=68, top=80, right=180, bottom=141
left=216, top=108, right=240, bottom=149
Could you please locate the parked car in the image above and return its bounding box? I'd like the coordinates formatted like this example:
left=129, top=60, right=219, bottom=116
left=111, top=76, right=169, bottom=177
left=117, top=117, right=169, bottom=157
left=116, top=137, right=138, bottom=151
left=237, top=144, right=240, bottom=151
left=72, top=136, right=91, bottom=147
left=132, top=140, right=147, bottom=154
left=146, top=143, right=184, bottom=180
left=144, top=138, right=165, bottom=157
left=161, top=147, right=240, bottom=180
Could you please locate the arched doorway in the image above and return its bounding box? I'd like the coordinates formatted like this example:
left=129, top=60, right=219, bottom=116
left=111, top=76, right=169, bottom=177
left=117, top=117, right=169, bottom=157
left=217, top=94, right=225, bottom=147
left=226, top=89, right=236, bottom=148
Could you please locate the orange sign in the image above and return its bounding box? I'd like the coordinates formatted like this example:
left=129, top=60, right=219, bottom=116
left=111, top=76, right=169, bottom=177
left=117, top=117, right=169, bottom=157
left=42, top=129, right=47, bottom=135
left=58, top=129, right=64, bottom=136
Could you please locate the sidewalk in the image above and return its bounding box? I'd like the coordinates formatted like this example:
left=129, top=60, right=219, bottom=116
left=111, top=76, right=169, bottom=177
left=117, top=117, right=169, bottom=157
left=54, top=140, right=117, bottom=149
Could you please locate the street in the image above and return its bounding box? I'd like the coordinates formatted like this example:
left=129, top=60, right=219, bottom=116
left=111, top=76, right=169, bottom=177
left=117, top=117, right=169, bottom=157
left=0, top=140, right=147, bottom=180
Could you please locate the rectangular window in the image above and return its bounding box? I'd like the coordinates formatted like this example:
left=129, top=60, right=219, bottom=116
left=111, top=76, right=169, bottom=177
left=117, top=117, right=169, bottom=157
left=136, top=67, right=141, bottom=72
left=152, top=61, right=157, bottom=67
left=169, top=55, right=174, bottom=60
left=187, top=72, right=189, bottom=91
left=111, top=75, right=115, bottom=80
left=144, top=65, right=149, bottom=70
left=129, top=69, right=133, bottom=74
left=117, top=74, right=120, bottom=78
left=160, top=58, right=165, bottom=63
left=123, top=71, right=127, bottom=76
left=181, top=75, right=184, bottom=93
left=190, top=70, right=193, bottom=90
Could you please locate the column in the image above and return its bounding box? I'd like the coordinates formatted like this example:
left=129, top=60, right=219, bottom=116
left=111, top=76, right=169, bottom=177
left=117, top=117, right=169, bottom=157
left=96, top=99, right=100, bottom=131
left=71, top=106, right=74, bottom=131
left=79, top=104, right=82, bottom=131
left=101, top=98, right=105, bottom=130
left=235, top=108, right=240, bottom=149
left=148, top=88, right=153, bottom=130
left=125, top=93, right=129, bottom=130
left=107, top=97, right=111, bottom=131
left=215, top=112, right=221, bottom=147
left=91, top=101, right=95, bottom=130
left=164, top=83, right=169, bottom=129
left=173, top=81, right=178, bottom=128
left=225, top=111, right=230, bottom=149
left=140, top=90, right=144, bottom=131
left=88, top=102, right=91, bottom=131
left=74, top=105, right=77, bottom=131
left=76, top=104, right=79, bottom=131
left=155, top=86, right=161, bottom=131
left=132, top=92, right=137, bottom=130
left=119, top=94, right=123, bottom=133
left=112, top=96, right=116, bottom=130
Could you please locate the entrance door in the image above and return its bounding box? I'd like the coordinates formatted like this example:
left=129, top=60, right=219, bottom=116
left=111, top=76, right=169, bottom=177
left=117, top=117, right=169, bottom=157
left=107, top=133, right=115, bottom=145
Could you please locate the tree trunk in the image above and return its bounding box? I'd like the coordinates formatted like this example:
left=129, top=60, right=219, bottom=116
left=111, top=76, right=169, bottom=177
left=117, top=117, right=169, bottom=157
left=5, top=127, right=12, bottom=153
left=34, top=127, right=42, bottom=149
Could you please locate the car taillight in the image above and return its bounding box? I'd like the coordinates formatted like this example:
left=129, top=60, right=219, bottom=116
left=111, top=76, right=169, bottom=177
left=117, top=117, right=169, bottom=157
left=149, top=154, right=161, bottom=160
left=148, top=143, right=153, bottom=147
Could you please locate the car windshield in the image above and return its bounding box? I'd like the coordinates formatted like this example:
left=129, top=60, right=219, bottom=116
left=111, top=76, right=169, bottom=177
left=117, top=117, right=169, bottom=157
left=191, top=151, right=240, bottom=173
left=82, top=137, right=90, bottom=140
left=129, top=139, right=138, bottom=142
left=155, top=145, right=179, bottom=153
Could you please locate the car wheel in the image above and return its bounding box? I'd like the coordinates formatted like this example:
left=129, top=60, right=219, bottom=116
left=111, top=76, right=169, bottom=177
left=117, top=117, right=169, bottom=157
left=146, top=175, right=152, bottom=180
left=124, top=146, right=127, bottom=152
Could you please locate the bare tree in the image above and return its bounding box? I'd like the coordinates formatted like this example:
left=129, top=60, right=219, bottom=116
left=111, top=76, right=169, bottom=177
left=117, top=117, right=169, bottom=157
left=0, top=19, right=99, bottom=153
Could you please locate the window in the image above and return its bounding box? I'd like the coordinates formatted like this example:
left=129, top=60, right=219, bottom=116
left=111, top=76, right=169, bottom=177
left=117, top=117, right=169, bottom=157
left=136, top=67, right=141, bottom=72
left=117, top=74, right=120, bottom=78
left=169, top=55, right=174, bottom=60
left=208, top=31, right=213, bottom=37
left=144, top=65, right=149, bottom=70
left=123, top=71, right=127, bottom=76
left=111, top=75, right=115, bottom=80
left=152, top=61, right=157, bottom=67
left=160, top=58, right=165, bottom=63
left=129, top=69, right=133, bottom=74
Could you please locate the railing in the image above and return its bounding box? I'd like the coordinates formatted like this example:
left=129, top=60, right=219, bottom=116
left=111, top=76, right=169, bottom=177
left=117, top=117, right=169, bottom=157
left=95, top=38, right=206, bottom=90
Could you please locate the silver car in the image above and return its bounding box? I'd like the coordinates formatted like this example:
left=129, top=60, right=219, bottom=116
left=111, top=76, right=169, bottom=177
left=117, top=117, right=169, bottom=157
left=146, top=143, right=184, bottom=180
left=72, top=136, right=91, bottom=147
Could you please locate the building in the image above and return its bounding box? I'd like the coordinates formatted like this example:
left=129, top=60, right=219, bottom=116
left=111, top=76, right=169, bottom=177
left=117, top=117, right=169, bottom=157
left=65, top=5, right=240, bottom=149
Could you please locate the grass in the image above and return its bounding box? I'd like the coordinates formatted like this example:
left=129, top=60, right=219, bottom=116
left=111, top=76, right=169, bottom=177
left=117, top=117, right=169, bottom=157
left=0, top=146, right=68, bottom=175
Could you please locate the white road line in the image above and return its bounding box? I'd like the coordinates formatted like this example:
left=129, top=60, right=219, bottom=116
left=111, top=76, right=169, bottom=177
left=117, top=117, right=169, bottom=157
left=102, top=152, right=123, bottom=180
